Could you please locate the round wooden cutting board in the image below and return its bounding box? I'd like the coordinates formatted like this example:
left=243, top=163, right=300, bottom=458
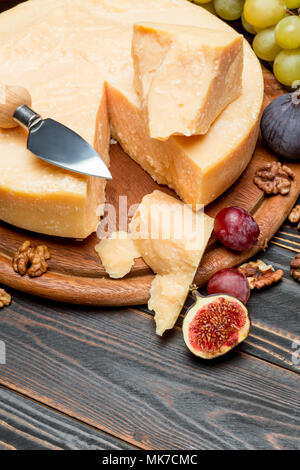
left=0, top=68, right=299, bottom=306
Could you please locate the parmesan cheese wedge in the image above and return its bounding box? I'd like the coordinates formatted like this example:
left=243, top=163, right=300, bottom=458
left=95, top=231, right=141, bottom=279
left=0, top=0, right=263, bottom=237
left=130, top=190, right=214, bottom=335
left=104, top=0, right=264, bottom=207
left=148, top=273, right=194, bottom=336
left=132, top=22, right=243, bottom=140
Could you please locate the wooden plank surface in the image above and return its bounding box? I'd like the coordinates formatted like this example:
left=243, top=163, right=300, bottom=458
left=240, top=241, right=300, bottom=372
left=0, top=0, right=299, bottom=452
left=0, top=386, right=134, bottom=450
left=0, top=292, right=299, bottom=450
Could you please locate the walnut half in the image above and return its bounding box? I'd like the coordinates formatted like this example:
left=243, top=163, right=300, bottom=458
left=288, top=205, right=300, bottom=231
left=239, top=260, right=284, bottom=290
left=13, top=241, right=51, bottom=278
left=0, top=288, right=11, bottom=308
left=291, top=254, right=300, bottom=282
left=254, top=162, right=295, bottom=196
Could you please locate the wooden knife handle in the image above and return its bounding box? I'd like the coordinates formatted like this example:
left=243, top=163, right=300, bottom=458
left=0, top=84, right=32, bottom=129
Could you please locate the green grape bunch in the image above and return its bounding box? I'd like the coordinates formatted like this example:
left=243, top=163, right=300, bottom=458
left=190, top=0, right=300, bottom=87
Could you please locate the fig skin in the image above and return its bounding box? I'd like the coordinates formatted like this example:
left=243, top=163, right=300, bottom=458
left=261, top=92, right=300, bottom=161
left=207, top=268, right=250, bottom=305
left=183, top=292, right=251, bottom=360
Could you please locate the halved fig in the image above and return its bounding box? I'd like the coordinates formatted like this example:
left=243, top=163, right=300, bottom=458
left=183, top=292, right=250, bottom=359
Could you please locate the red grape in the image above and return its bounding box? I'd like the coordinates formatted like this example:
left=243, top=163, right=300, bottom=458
left=207, top=268, right=250, bottom=305
left=214, top=206, right=260, bottom=252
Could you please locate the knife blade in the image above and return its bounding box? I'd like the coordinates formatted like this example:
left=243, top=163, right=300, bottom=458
left=0, top=84, right=112, bottom=180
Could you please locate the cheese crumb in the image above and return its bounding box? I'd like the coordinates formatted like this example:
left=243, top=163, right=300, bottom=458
left=95, top=231, right=141, bottom=279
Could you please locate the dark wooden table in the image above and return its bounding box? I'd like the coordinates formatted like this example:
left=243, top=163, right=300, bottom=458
left=0, top=0, right=300, bottom=451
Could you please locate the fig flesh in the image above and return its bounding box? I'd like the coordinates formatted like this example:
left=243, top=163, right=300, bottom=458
left=183, top=292, right=250, bottom=359
left=261, top=92, right=300, bottom=161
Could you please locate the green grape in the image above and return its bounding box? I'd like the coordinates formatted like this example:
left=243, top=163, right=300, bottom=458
left=201, top=2, right=217, bottom=14
left=253, top=25, right=264, bottom=33
left=244, top=0, right=286, bottom=29
left=241, top=13, right=256, bottom=34
left=191, top=0, right=212, bottom=4
left=213, top=0, right=245, bottom=21
left=275, top=16, right=300, bottom=49
left=253, top=13, right=289, bottom=33
left=284, top=0, right=300, bottom=7
left=273, top=48, right=300, bottom=86
left=253, top=27, right=282, bottom=61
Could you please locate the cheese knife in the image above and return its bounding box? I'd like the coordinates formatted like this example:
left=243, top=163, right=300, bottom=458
left=0, top=85, right=112, bottom=179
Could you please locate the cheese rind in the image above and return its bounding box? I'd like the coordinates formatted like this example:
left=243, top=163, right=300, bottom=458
left=132, top=23, right=243, bottom=140
left=130, top=190, right=214, bottom=335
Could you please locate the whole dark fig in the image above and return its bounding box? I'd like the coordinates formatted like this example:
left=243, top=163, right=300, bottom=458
left=261, top=92, right=300, bottom=161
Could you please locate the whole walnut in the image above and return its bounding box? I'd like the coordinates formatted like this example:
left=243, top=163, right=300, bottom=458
left=0, top=288, right=11, bottom=308
left=289, top=205, right=300, bottom=231
left=239, top=260, right=284, bottom=290
left=254, top=162, right=295, bottom=196
left=13, top=241, right=50, bottom=278
left=291, top=254, right=300, bottom=282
